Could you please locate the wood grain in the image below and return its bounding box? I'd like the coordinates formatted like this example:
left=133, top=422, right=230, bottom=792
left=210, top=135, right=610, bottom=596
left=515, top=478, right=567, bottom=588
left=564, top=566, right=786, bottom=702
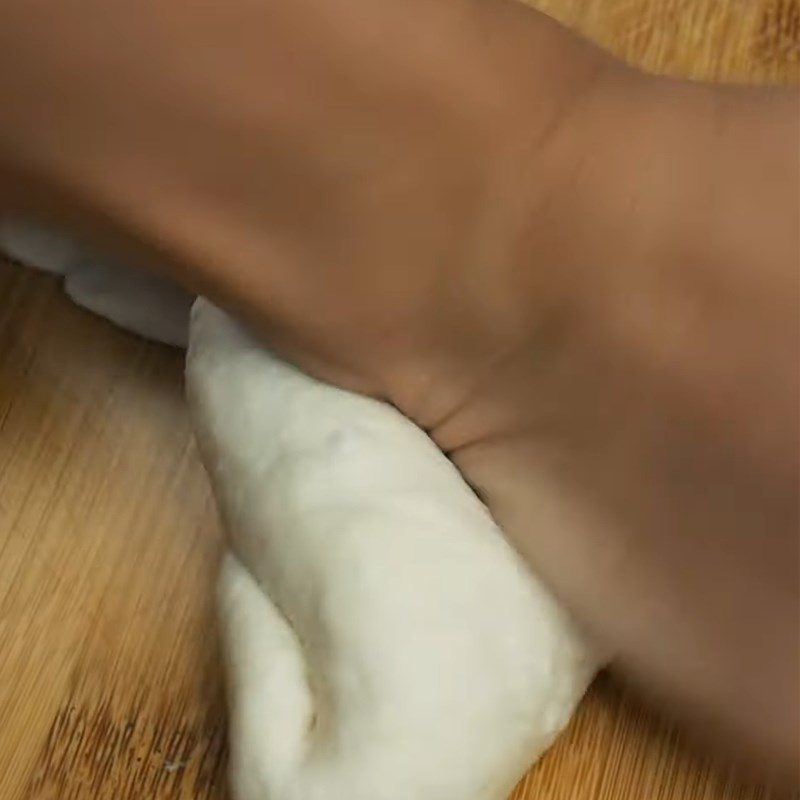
left=535, top=0, right=799, bottom=82
left=0, top=2, right=797, bottom=799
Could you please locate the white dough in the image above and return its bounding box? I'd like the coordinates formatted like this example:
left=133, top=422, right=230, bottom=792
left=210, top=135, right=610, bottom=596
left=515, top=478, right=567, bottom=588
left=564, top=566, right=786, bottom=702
left=187, top=299, right=599, bottom=800
left=0, top=216, right=86, bottom=275
left=1, top=217, right=601, bottom=799
left=0, top=217, right=192, bottom=347
left=63, top=260, right=192, bottom=348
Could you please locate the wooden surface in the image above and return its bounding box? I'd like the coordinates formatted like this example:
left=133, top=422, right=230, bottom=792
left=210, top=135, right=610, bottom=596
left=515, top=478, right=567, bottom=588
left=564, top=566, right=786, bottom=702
left=0, top=3, right=797, bottom=799
left=537, top=0, right=798, bottom=83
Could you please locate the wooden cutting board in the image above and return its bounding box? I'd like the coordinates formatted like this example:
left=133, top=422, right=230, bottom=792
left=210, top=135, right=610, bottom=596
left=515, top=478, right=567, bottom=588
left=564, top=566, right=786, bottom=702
left=0, top=3, right=797, bottom=799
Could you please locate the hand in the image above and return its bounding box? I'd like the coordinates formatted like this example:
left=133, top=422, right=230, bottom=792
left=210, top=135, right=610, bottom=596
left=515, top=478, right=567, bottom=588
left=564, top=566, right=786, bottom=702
left=1, top=0, right=612, bottom=396
left=2, top=0, right=797, bottom=774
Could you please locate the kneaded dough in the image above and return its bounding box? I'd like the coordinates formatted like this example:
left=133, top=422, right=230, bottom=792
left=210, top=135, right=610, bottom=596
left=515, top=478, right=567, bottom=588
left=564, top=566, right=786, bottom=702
left=1, top=216, right=601, bottom=798
left=187, top=299, right=599, bottom=800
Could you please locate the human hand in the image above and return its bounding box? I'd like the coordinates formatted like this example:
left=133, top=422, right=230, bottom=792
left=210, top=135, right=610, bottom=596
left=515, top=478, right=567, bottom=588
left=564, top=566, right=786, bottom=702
left=2, top=0, right=797, bottom=775
left=1, top=0, right=613, bottom=395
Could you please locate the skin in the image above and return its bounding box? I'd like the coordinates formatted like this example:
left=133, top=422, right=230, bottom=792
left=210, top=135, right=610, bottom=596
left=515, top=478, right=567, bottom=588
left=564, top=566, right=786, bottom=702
left=0, top=0, right=797, bottom=778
